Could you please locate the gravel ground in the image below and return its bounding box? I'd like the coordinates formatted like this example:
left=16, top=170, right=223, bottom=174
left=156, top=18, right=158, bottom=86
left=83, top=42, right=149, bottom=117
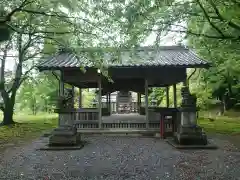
left=0, top=136, right=239, bottom=180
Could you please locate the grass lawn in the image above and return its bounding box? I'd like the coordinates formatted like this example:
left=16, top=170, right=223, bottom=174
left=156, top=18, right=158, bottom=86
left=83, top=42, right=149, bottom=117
left=198, top=111, right=240, bottom=134
left=0, top=113, right=58, bottom=149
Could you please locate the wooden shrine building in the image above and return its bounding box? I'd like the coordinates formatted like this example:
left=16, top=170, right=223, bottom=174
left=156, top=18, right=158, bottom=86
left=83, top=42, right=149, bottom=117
left=37, top=46, right=209, bottom=136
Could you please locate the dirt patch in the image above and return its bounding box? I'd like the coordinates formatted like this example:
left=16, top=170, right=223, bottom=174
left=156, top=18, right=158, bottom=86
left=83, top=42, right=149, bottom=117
left=208, top=133, right=240, bottom=151
left=225, top=135, right=240, bottom=150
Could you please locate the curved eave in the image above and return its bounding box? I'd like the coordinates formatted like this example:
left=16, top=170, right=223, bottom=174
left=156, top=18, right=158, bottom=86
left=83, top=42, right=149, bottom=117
left=37, top=63, right=210, bottom=72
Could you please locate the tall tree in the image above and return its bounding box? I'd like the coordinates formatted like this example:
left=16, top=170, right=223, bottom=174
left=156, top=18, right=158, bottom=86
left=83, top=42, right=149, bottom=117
left=0, top=0, right=116, bottom=125
left=187, top=1, right=240, bottom=111
left=108, top=0, right=240, bottom=45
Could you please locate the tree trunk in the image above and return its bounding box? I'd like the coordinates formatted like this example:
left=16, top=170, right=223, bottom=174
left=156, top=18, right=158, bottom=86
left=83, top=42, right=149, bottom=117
left=1, top=99, right=15, bottom=125
left=219, top=101, right=224, bottom=116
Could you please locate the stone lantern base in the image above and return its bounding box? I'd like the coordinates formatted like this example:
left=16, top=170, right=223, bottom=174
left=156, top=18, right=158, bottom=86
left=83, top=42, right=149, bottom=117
left=174, top=125, right=208, bottom=145
left=49, top=125, right=81, bottom=146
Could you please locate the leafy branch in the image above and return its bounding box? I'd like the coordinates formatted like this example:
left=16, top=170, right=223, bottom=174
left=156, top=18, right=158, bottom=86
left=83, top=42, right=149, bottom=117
left=208, top=0, right=240, bottom=31
left=0, top=0, right=34, bottom=23
left=195, top=0, right=225, bottom=37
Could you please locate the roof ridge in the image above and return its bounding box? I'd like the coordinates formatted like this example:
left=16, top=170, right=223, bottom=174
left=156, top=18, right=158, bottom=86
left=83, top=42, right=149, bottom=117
left=135, top=45, right=188, bottom=51
left=73, top=45, right=188, bottom=53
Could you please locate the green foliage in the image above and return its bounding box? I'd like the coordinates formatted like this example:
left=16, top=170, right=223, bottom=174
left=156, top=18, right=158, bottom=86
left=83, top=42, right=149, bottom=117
left=149, top=88, right=165, bottom=106
left=82, top=90, right=95, bottom=108
left=187, top=1, right=240, bottom=110
left=15, top=73, right=96, bottom=113
left=16, top=73, right=58, bottom=114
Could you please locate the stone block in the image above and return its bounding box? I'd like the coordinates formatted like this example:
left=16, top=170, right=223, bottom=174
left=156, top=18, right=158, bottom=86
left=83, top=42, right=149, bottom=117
left=49, top=134, right=77, bottom=146
left=178, top=125, right=203, bottom=134
left=175, top=125, right=208, bottom=145
left=49, top=126, right=78, bottom=146
left=53, top=126, right=77, bottom=133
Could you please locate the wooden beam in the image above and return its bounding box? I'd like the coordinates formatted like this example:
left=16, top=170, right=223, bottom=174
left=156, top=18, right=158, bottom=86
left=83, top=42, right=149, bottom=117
left=173, top=84, right=177, bottom=108
left=166, top=86, right=169, bottom=108
left=63, top=69, right=99, bottom=82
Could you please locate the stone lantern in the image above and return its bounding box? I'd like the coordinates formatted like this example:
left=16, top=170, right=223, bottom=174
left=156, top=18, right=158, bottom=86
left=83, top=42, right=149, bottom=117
left=175, top=86, right=207, bottom=145
left=92, top=98, right=97, bottom=108
left=150, top=99, right=157, bottom=107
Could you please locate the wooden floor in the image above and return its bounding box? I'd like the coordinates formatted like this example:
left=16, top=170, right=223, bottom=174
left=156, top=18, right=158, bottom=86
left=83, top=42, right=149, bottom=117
left=102, top=113, right=146, bottom=123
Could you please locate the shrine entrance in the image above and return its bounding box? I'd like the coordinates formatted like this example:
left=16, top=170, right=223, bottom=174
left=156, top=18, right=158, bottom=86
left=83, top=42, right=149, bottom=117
left=116, top=91, right=132, bottom=114
left=37, top=46, right=209, bottom=138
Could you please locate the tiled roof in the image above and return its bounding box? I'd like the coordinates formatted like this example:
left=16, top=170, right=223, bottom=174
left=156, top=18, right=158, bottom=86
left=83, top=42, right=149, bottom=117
left=37, top=46, right=209, bottom=70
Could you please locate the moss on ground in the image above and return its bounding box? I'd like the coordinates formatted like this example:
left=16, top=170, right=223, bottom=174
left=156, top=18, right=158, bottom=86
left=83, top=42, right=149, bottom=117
left=0, top=113, right=57, bottom=148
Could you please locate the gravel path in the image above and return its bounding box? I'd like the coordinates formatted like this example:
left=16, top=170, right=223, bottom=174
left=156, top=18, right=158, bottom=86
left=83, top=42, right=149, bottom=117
left=0, top=136, right=239, bottom=180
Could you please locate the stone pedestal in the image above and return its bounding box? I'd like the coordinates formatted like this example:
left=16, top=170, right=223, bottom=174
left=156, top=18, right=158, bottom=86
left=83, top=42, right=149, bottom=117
left=174, top=86, right=208, bottom=145
left=175, top=125, right=207, bottom=145
left=49, top=125, right=80, bottom=146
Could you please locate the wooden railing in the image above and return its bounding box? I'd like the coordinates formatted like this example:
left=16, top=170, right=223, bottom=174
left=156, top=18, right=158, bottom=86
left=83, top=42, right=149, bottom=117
left=74, top=120, right=99, bottom=129
left=73, top=108, right=99, bottom=121
left=56, top=107, right=178, bottom=135
left=102, top=122, right=146, bottom=129
left=56, top=108, right=99, bottom=126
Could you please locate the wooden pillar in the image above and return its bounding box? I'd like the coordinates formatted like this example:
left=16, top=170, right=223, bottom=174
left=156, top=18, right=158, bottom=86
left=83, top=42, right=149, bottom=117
left=105, top=94, right=108, bottom=109
left=58, top=70, right=64, bottom=126
left=98, top=78, right=102, bottom=128
left=145, top=79, right=149, bottom=128
left=71, top=86, right=75, bottom=108
left=183, top=80, right=188, bottom=87
left=137, top=92, right=141, bottom=113
left=78, top=88, right=82, bottom=108
left=59, top=71, right=64, bottom=96
left=173, top=84, right=177, bottom=108
left=166, top=86, right=169, bottom=108
left=183, top=68, right=188, bottom=86
left=108, top=93, right=111, bottom=114
left=116, top=92, right=119, bottom=114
